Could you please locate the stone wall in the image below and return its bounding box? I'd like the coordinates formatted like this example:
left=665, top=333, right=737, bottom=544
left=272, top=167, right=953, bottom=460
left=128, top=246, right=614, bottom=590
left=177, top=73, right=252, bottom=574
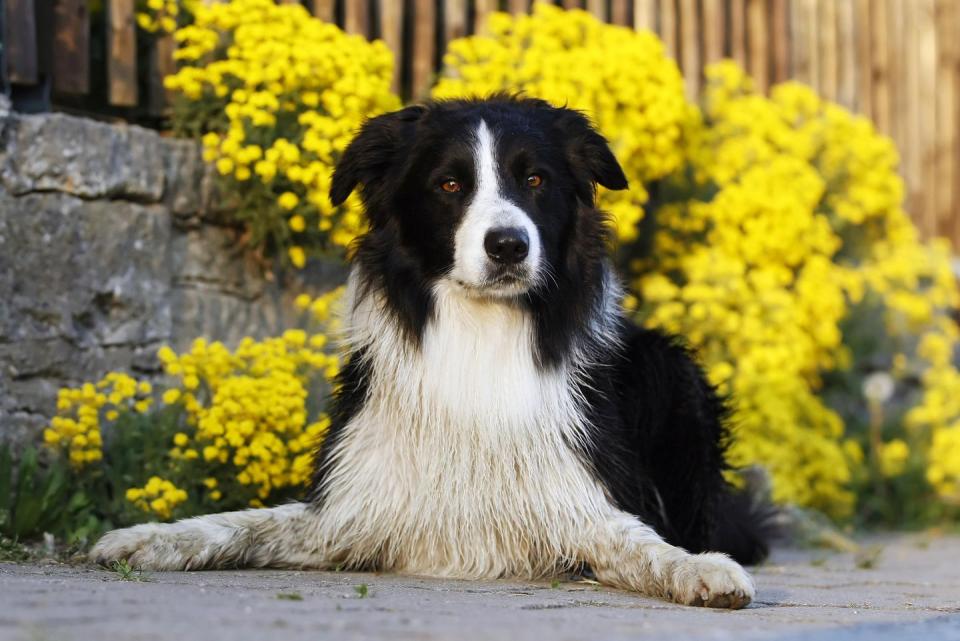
left=0, top=97, right=346, bottom=450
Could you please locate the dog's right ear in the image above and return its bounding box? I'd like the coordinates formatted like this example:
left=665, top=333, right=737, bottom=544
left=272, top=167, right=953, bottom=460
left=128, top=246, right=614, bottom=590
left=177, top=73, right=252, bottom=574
left=330, top=105, right=427, bottom=207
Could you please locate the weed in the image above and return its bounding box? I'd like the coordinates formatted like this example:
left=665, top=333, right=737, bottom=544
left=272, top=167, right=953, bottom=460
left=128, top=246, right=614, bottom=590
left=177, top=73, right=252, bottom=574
left=110, top=559, right=150, bottom=582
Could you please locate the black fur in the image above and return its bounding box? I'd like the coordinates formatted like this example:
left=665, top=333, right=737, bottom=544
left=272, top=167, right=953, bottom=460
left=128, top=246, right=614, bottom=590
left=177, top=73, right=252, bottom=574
left=314, top=96, right=771, bottom=565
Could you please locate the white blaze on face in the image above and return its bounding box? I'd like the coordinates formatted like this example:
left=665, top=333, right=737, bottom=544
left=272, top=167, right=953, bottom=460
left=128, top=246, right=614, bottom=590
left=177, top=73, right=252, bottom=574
left=449, top=120, right=542, bottom=293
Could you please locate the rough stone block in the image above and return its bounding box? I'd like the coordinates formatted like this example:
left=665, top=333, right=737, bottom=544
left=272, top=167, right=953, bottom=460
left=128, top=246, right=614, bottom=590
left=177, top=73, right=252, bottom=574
left=0, top=113, right=166, bottom=202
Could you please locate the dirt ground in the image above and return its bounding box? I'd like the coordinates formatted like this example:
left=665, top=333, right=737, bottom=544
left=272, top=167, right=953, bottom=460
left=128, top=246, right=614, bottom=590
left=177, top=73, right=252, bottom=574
left=1, top=534, right=959, bottom=641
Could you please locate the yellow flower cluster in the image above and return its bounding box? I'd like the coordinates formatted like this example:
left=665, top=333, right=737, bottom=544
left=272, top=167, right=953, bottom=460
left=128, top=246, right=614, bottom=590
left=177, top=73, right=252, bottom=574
left=44, top=372, right=153, bottom=468
left=125, top=477, right=189, bottom=520
left=44, top=286, right=345, bottom=521
left=879, top=439, right=910, bottom=479
left=637, top=61, right=960, bottom=515
left=906, top=322, right=960, bottom=500
left=158, top=332, right=338, bottom=502
left=294, top=285, right=345, bottom=326
left=164, top=0, right=401, bottom=262
left=136, top=0, right=197, bottom=34
left=434, top=3, right=695, bottom=242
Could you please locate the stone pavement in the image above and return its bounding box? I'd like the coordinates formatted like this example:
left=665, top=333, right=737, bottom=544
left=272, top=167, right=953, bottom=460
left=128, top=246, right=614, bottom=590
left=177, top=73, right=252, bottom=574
left=1, top=534, right=958, bottom=641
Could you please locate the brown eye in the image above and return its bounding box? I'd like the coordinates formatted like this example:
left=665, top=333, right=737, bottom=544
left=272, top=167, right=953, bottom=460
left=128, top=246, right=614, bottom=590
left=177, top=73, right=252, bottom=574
left=526, top=174, right=543, bottom=188
left=440, top=179, right=462, bottom=193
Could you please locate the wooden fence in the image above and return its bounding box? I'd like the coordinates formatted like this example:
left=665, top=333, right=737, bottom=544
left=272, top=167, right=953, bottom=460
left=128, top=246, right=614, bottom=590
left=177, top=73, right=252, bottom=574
left=3, top=0, right=960, bottom=246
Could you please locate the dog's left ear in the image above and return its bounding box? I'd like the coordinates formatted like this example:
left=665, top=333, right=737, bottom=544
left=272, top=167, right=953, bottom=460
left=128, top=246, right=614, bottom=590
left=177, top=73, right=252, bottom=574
left=330, top=105, right=427, bottom=207
left=554, top=109, right=628, bottom=193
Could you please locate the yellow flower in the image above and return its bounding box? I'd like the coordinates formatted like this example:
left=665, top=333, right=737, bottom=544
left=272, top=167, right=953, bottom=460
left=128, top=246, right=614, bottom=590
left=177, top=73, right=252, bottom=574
left=278, top=192, right=299, bottom=211
left=288, top=246, right=306, bottom=268
left=163, top=388, right=182, bottom=404
left=216, top=157, right=234, bottom=175
left=288, top=215, right=306, bottom=232
left=879, top=439, right=910, bottom=478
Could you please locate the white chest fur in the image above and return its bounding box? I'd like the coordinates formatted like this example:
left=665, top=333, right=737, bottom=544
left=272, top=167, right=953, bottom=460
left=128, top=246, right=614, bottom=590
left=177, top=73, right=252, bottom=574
left=315, top=279, right=616, bottom=579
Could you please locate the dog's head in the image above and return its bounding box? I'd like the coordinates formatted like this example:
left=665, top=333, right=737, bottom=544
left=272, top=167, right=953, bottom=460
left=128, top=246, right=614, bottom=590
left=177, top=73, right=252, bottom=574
left=330, top=96, right=627, bottom=299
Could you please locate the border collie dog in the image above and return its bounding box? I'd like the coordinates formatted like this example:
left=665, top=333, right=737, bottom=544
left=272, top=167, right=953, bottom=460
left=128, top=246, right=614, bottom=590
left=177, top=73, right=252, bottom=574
left=92, top=96, right=769, bottom=609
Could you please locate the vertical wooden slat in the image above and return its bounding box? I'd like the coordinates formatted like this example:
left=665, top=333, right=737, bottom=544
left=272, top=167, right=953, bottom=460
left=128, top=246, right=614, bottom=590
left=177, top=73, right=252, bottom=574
left=770, top=0, right=790, bottom=83
left=855, top=0, right=873, bottom=119
left=563, top=0, right=582, bottom=9
left=5, top=0, right=38, bottom=84
left=954, top=5, right=960, bottom=250
left=806, top=0, right=820, bottom=90
left=819, top=0, right=838, bottom=101
left=586, top=0, right=606, bottom=21
left=633, top=0, right=655, bottom=31
left=916, top=0, right=938, bottom=237
left=729, top=0, right=747, bottom=68
left=837, top=0, right=856, bottom=109
left=508, top=0, right=528, bottom=14
left=444, top=0, right=467, bottom=44
left=611, top=0, right=630, bottom=26
left=791, top=0, right=811, bottom=85
left=310, top=0, right=335, bottom=22
left=344, top=0, right=369, bottom=36
left=380, top=0, right=403, bottom=94
left=702, top=0, right=725, bottom=65
left=679, top=0, right=699, bottom=97
left=412, top=0, right=436, bottom=99
left=934, top=0, right=956, bottom=241
left=727, top=0, right=747, bottom=69
left=148, top=34, right=175, bottom=115
left=887, top=0, right=907, bottom=160
left=53, top=0, right=90, bottom=94
left=473, top=0, right=497, bottom=33
left=108, top=0, right=137, bottom=107
left=871, top=0, right=891, bottom=134
left=902, top=0, right=921, bottom=215
left=747, top=0, right=768, bottom=92
left=661, top=0, right=678, bottom=61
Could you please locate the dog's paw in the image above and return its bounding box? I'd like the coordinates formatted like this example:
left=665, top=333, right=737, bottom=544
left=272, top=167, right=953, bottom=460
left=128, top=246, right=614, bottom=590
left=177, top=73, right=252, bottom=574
left=89, top=522, right=217, bottom=571
left=668, top=553, right=756, bottom=609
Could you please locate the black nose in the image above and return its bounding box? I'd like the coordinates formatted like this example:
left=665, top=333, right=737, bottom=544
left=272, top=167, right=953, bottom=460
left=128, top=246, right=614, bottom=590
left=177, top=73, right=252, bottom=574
left=484, top=227, right=529, bottom=265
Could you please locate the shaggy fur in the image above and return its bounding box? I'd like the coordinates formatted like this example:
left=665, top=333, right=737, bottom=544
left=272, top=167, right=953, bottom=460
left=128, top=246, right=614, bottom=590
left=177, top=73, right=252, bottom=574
left=92, top=96, right=770, bottom=609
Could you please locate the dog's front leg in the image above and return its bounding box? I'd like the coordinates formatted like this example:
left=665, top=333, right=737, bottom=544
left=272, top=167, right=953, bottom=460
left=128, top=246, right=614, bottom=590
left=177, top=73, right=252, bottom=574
left=581, top=512, right=756, bottom=609
left=90, top=502, right=330, bottom=571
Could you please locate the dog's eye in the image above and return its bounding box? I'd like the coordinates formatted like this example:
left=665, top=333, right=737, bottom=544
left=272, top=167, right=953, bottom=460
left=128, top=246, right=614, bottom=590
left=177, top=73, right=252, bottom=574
left=526, top=174, right=543, bottom=188
left=440, top=179, right=462, bottom=193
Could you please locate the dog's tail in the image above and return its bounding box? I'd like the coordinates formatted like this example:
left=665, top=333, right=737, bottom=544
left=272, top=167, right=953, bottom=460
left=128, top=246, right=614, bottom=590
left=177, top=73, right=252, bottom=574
left=709, top=467, right=781, bottom=566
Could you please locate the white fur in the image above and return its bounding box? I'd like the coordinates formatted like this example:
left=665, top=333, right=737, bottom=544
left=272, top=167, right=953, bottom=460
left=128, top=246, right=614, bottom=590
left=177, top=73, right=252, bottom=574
left=312, top=276, right=609, bottom=577
left=449, top=120, right=542, bottom=295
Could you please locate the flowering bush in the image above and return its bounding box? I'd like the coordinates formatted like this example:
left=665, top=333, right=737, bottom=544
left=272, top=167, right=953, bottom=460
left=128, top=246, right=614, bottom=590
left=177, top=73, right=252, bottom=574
left=41, top=289, right=343, bottom=532
left=438, top=8, right=960, bottom=523
left=163, top=0, right=401, bottom=266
